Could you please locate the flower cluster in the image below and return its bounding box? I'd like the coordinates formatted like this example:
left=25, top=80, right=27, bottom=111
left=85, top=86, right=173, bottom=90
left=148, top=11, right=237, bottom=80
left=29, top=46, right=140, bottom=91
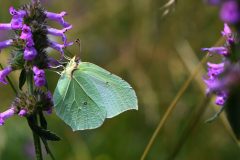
left=203, top=0, right=240, bottom=107
left=202, top=24, right=234, bottom=106
left=0, top=1, right=72, bottom=125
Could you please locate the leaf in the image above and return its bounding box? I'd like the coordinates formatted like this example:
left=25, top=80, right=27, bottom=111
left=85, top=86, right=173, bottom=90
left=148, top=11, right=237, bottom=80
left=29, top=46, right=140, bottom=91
left=28, top=118, right=61, bottom=141
left=19, top=69, right=26, bottom=90
left=39, top=111, right=47, bottom=129
left=225, top=88, right=240, bottom=140
left=38, top=113, right=56, bottom=160
left=40, top=138, right=56, bottom=160
left=53, top=57, right=138, bottom=131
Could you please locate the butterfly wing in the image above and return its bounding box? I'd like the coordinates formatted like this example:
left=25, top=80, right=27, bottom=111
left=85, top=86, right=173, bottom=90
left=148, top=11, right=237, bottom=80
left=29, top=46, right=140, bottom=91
left=53, top=73, right=107, bottom=131
left=76, top=62, right=138, bottom=118
left=53, top=61, right=138, bottom=131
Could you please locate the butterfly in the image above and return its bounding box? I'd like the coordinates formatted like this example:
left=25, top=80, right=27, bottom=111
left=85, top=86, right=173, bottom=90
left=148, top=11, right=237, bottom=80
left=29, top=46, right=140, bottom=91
left=53, top=56, right=138, bottom=131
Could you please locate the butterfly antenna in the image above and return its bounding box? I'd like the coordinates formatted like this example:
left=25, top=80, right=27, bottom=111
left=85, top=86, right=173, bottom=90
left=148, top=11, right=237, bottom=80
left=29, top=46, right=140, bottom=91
left=59, top=62, right=69, bottom=66
left=75, top=38, right=81, bottom=60
left=63, top=54, right=71, bottom=61
left=49, top=65, right=65, bottom=69
left=59, top=61, right=68, bottom=65
left=50, top=70, right=62, bottom=76
left=64, top=48, right=74, bottom=57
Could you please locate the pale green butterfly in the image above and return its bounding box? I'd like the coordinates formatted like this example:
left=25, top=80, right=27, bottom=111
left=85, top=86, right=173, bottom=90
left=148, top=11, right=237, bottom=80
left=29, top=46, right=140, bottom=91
left=53, top=56, right=138, bottom=131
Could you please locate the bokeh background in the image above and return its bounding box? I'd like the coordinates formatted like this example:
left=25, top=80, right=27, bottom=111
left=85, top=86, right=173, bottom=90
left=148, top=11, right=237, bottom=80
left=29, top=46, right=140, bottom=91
left=0, top=0, right=239, bottom=160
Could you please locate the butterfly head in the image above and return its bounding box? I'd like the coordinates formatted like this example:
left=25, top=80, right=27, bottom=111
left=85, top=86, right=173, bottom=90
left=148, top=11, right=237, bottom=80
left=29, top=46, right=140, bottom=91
left=64, top=56, right=79, bottom=78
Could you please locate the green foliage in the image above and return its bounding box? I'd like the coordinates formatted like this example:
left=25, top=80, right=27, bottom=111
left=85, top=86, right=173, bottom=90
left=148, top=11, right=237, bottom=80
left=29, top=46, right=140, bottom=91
left=53, top=58, right=138, bottom=131
left=19, top=69, right=26, bottom=90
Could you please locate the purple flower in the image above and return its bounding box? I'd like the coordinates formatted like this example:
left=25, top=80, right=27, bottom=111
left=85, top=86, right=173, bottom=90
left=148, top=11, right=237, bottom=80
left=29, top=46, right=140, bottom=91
left=221, top=23, right=234, bottom=43
left=0, top=7, right=26, bottom=31
left=0, top=18, right=23, bottom=30
left=33, top=66, right=45, bottom=77
left=0, top=39, right=13, bottom=51
left=47, top=25, right=72, bottom=44
left=220, top=0, right=240, bottom=24
left=222, top=23, right=232, bottom=36
left=0, top=23, right=12, bottom=30
left=20, top=25, right=32, bottom=40
left=33, top=66, right=46, bottom=87
left=203, top=62, right=227, bottom=106
left=215, top=92, right=228, bottom=106
left=202, top=46, right=229, bottom=56
left=47, top=91, right=52, bottom=99
left=45, top=91, right=53, bottom=114
left=47, top=57, right=61, bottom=68
left=49, top=40, right=73, bottom=57
left=9, top=6, right=27, bottom=18
left=207, top=62, right=225, bottom=80
left=34, top=77, right=46, bottom=87
left=201, top=24, right=239, bottom=107
left=47, top=91, right=53, bottom=114
left=24, top=46, right=37, bottom=61
left=10, top=17, right=23, bottom=30
left=18, top=109, right=28, bottom=117
left=203, top=78, right=220, bottom=93
left=45, top=11, right=70, bottom=27
left=207, top=62, right=225, bottom=69
left=26, top=38, right=35, bottom=47
left=0, top=108, right=15, bottom=126
left=0, top=66, right=13, bottom=84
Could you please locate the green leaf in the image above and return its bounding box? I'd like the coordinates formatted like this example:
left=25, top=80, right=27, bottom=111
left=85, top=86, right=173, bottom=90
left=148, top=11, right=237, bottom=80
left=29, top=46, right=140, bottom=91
left=39, top=111, right=47, bottom=129
left=53, top=58, right=138, bottom=131
left=19, top=69, right=26, bottom=90
left=28, top=118, right=61, bottom=141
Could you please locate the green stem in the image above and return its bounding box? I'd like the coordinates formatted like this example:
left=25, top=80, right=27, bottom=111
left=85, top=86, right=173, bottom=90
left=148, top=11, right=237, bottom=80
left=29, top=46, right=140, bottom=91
left=140, top=37, right=224, bottom=160
left=32, top=116, right=43, bottom=160
left=26, top=71, right=43, bottom=160
left=167, top=97, right=210, bottom=160
left=140, top=54, right=209, bottom=160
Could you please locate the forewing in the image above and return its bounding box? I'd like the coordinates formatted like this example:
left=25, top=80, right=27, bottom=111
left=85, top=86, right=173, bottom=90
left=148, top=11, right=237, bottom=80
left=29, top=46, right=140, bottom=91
left=76, top=62, right=138, bottom=118
left=53, top=74, right=107, bottom=131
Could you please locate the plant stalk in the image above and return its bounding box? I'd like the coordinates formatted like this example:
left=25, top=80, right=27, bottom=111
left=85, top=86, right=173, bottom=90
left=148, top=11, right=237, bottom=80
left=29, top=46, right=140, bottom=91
left=167, top=97, right=210, bottom=160
left=26, top=71, right=43, bottom=160
left=140, top=54, right=209, bottom=160
left=140, top=37, right=224, bottom=160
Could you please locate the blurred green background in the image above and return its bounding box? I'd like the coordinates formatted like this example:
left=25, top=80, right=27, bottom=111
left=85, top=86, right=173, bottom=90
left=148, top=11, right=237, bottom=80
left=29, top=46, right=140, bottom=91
left=0, top=0, right=240, bottom=160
